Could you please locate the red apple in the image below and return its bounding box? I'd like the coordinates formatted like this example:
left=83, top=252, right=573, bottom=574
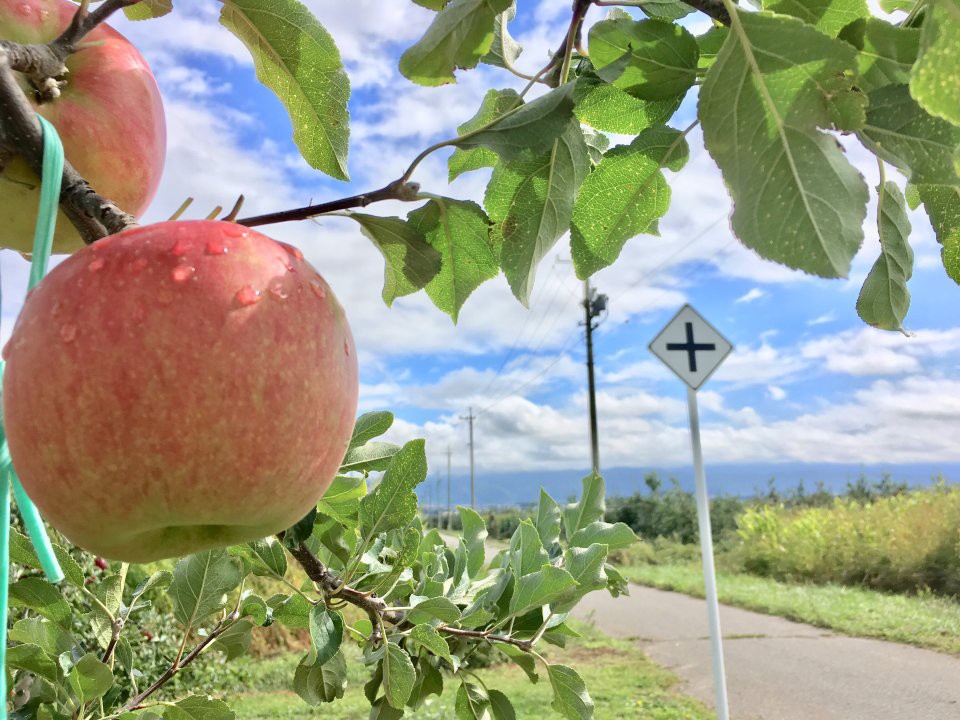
left=0, top=0, right=165, bottom=254
left=3, top=221, right=359, bottom=562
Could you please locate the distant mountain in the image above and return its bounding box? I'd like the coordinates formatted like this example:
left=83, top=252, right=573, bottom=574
left=416, top=462, right=960, bottom=509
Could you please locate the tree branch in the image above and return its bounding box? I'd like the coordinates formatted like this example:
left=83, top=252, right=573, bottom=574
left=593, top=0, right=730, bottom=25
left=437, top=625, right=533, bottom=653
left=236, top=180, right=421, bottom=228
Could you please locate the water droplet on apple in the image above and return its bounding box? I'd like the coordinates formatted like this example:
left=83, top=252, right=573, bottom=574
left=223, top=224, right=248, bottom=239
left=278, top=241, right=303, bottom=261
left=171, top=265, right=195, bottom=283
left=130, top=257, right=148, bottom=273
left=87, top=258, right=105, bottom=273
left=51, top=300, right=64, bottom=318
left=170, top=238, right=189, bottom=257
left=268, top=281, right=289, bottom=301
left=309, top=279, right=327, bottom=299
left=205, top=239, right=229, bottom=255
left=234, top=285, right=261, bottom=306
left=60, top=324, right=77, bottom=344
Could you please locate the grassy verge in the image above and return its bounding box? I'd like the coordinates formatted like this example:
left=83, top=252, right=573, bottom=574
left=229, top=624, right=713, bottom=719
left=620, top=562, right=960, bottom=655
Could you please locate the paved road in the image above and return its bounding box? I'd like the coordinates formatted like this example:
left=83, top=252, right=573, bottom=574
left=573, top=584, right=960, bottom=720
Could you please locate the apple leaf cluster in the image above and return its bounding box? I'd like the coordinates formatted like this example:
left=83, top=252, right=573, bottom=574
left=6, top=411, right=637, bottom=719
left=114, top=0, right=959, bottom=332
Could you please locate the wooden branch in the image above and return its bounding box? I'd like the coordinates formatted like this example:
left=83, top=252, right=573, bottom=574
left=237, top=180, right=421, bottom=228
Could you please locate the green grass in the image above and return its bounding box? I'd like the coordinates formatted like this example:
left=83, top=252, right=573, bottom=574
left=228, top=624, right=713, bottom=719
left=620, top=562, right=960, bottom=655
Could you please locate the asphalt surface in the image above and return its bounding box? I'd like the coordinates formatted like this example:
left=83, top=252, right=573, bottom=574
left=573, top=583, right=960, bottom=720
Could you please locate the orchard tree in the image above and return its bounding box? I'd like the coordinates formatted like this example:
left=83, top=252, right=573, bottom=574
left=0, top=0, right=957, bottom=718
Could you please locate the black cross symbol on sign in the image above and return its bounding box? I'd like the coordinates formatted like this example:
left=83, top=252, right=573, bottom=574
left=666, top=322, right=716, bottom=373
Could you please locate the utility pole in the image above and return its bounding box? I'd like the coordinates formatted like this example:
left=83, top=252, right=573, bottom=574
left=582, top=279, right=607, bottom=475
left=460, top=408, right=476, bottom=509
left=446, top=446, right=452, bottom=530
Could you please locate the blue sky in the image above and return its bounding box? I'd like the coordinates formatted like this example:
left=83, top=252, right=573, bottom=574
left=3, top=0, right=959, bottom=479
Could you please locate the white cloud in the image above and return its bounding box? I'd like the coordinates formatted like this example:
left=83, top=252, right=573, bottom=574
left=807, top=313, right=836, bottom=326
left=735, top=288, right=766, bottom=304
left=768, top=385, right=787, bottom=401
left=801, top=327, right=960, bottom=376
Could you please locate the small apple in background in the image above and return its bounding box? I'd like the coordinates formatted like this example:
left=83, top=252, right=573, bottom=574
left=3, top=221, right=359, bottom=562
left=0, top=0, right=166, bottom=254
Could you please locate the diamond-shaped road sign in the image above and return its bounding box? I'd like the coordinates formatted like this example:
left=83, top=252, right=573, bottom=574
left=649, top=305, right=733, bottom=391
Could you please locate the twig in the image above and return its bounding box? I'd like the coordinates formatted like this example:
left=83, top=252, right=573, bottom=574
left=122, top=616, right=237, bottom=711
left=437, top=625, right=533, bottom=652
left=237, top=180, right=421, bottom=228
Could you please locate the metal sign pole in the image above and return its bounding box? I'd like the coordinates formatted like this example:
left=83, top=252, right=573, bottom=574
left=686, top=385, right=730, bottom=720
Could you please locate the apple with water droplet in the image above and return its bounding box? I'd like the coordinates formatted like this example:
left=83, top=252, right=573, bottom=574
left=2, top=221, right=359, bottom=562
left=0, top=0, right=166, bottom=254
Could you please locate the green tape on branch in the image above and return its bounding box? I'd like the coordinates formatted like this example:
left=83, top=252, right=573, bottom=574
left=29, top=115, right=65, bottom=289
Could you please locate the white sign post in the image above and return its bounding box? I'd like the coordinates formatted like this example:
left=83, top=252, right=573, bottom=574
left=649, top=305, right=733, bottom=720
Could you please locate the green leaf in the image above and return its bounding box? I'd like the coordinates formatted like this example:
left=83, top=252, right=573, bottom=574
left=454, top=83, right=577, bottom=161
left=856, top=180, right=914, bottom=331
left=8, top=577, right=71, bottom=628
left=317, top=475, right=368, bottom=525
left=697, top=26, right=729, bottom=70
left=409, top=624, right=454, bottom=665
left=563, top=474, right=606, bottom=540
left=350, top=412, right=395, bottom=449
left=509, top=520, right=548, bottom=577
left=239, top=593, right=269, bottom=625
left=294, top=651, right=348, bottom=705
left=486, top=121, right=590, bottom=304
left=552, top=544, right=609, bottom=613
left=839, top=18, right=920, bottom=92
left=449, top=89, right=522, bottom=181
left=483, top=5, right=522, bottom=70
left=124, top=0, right=172, bottom=20
left=350, top=214, right=442, bottom=306
left=340, top=442, right=402, bottom=474
left=90, top=573, right=125, bottom=647
left=548, top=664, right=594, bottom=720
left=272, top=593, right=312, bottom=629
left=489, top=690, right=517, bottom=720
left=700, top=10, right=868, bottom=278
left=911, top=0, right=960, bottom=126
left=219, top=0, right=350, bottom=180
left=509, top=566, right=578, bottom=616
left=569, top=521, right=637, bottom=551
left=10, top=618, right=76, bottom=657
left=414, top=0, right=449, bottom=8
left=571, top=126, right=689, bottom=279
left=589, top=18, right=699, bottom=100
left=456, top=681, right=491, bottom=719
left=130, top=570, right=173, bottom=600
left=282, top=508, right=317, bottom=549
left=6, top=643, right=59, bottom=682
left=858, top=84, right=960, bottom=185
left=51, top=545, right=84, bottom=589
left=409, top=660, right=444, bottom=710
left=213, top=619, right=254, bottom=660
left=370, top=697, right=406, bottom=720
left=762, top=0, right=868, bottom=36
left=880, top=0, right=916, bottom=9
left=915, top=184, right=960, bottom=284
left=496, top=644, right=539, bottom=683
left=359, top=440, right=428, bottom=540
left=407, top=198, right=498, bottom=322
left=535, top=489, right=561, bottom=550
left=408, top=596, right=462, bottom=624
left=458, top=506, right=488, bottom=576
left=400, top=0, right=513, bottom=85
left=163, top=695, right=235, bottom=720
left=242, top=537, right=288, bottom=577
left=9, top=527, right=39, bottom=569
left=574, top=74, right=682, bottom=135
left=67, top=654, right=113, bottom=704
left=636, top=0, right=695, bottom=20
left=383, top=641, right=417, bottom=709
left=169, top=549, right=241, bottom=630
left=309, top=605, right=344, bottom=666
